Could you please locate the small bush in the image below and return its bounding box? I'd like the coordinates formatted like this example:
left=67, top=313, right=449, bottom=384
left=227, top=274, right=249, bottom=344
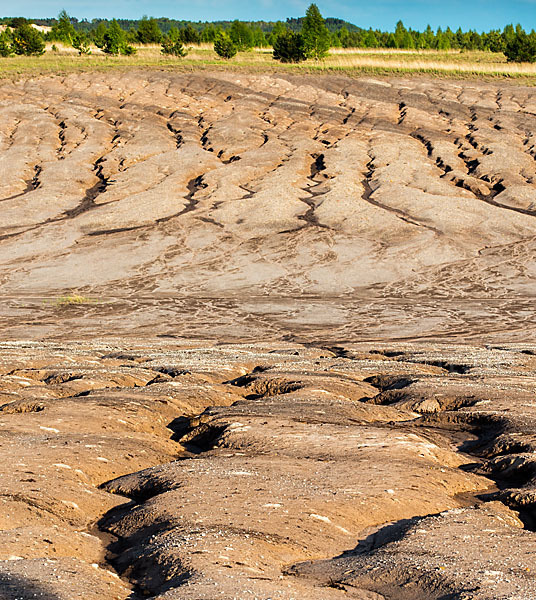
left=161, top=27, right=188, bottom=57
left=214, top=32, right=237, bottom=59
left=0, top=32, right=13, bottom=57
left=72, top=33, right=91, bottom=55
left=122, top=43, right=137, bottom=56
left=273, top=31, right=307, bottom=63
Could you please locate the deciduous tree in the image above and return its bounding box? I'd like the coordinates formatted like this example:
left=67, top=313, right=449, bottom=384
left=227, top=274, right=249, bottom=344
left=72, top=32, right=91, bottom=55
left=229, top=20, right=254, bottom=51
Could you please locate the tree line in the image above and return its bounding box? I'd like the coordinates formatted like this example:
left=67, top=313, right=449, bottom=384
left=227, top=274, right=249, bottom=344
left=1, top=6, right=535, bottom=63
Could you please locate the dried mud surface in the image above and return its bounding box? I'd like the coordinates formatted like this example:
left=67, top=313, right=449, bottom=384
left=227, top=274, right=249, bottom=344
left=2, top=341, right=536, bottom=599
left=1, top=71, right=536, bottom=599
left=0, top=71, right=536, bottom=342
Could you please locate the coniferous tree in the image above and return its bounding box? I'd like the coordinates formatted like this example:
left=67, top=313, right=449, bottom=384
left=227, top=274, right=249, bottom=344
left=11, top=23, right=45, bottom=56
left=93, top=22, right=107, bottom=48
left=401, top=30, right=415, bottom=49
left=436, top=31, right=451, bottom=50
left=251, top=26, right=268, bottom=48
left=9, top=17, right=28, bottom=29
left=301, top=3, right=330, bottom=59
left=72, top=32, right=91, bottom=54
left=394, top=20, right=407, bottom=47
left=503, top=24, right=516, bottom=48
left=0, top=31, right=13, bottom=57
left=229, top=20, right=254, bottom=50
left=179, top=24, right=200, bottom=44
left=200, top=24, right=219, bottom=43
left=161, top=27, right=188, bottom=56
left=214, top=31, right=237, bottom=58
left=137, top=16, right=162, bottom=44
left=338, top=26, right=350, bottom=48
left=505, top=28, right=536, bottom=62
left=50, top=10, right=76, bottom=44
left=484, top=29, right=505, bottom=53
left=272, top=30, right=306, bottom=62
left=267, top=21, right=286, bottom=46
left=363, top=29, right=379, bottom=48
left=102, top=20, right=135, bottom=55
left=385, top=33, right=396, bottom=48
left=423, top=25, right=434, bottom=48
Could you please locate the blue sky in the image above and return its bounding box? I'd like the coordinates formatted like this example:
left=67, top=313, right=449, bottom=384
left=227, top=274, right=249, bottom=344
left=1, top=0, right=535, bottom=31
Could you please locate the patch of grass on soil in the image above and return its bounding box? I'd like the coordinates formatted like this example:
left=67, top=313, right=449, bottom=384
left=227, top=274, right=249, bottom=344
left=1, top=43, right=535, bottom=82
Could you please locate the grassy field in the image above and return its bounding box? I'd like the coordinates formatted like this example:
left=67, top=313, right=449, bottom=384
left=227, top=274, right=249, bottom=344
left=1, top=43, right=535, bottom=80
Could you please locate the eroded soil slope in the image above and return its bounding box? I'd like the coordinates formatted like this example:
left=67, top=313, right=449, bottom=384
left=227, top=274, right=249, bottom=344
left=0, top=71, right=536, bottom=341
left=1, top=340, right=536, bottom=599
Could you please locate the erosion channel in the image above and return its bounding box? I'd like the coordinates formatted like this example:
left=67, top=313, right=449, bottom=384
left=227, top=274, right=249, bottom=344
left=1, top=71, right=536, bottom=599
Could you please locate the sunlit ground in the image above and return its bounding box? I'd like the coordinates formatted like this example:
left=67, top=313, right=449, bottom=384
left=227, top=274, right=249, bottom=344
left=0, top=42, right=535, bottom=80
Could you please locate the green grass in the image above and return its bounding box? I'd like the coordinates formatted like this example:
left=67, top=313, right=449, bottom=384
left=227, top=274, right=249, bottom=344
left=1, top=43, right=535, bottom=82
left=52, top=294, right=97, bottom=307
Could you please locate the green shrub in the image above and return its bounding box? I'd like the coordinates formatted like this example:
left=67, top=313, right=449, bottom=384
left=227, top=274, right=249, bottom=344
left=0, top=32, right=13, bottom=57
left=72, top=33, right=91, bottom=55
left=11, top=24, right=45, bottom=56
left=161, top=27, right=188, bottom=57
left=214, top=32, right=237, bottom=59
left=101, top=19, right=136, bottom=56
left=273, top=31, right=307, bottom=63
left=54, top=294, right=94, bottom=306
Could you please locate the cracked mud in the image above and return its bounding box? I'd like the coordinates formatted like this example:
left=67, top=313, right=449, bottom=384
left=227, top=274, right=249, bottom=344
left=1, top=71, right=536, bottom=600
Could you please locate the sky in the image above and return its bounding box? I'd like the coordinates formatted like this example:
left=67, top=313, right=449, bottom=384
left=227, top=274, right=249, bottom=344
left=0, top=0, right=535, bottom=32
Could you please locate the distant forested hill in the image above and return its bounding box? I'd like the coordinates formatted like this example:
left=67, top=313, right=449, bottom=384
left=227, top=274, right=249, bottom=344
left=0, top=15, right=361, bottom=35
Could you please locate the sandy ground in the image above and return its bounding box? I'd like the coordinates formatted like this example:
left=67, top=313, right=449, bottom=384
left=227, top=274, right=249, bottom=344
left=0, top=71, right=535, bottom=342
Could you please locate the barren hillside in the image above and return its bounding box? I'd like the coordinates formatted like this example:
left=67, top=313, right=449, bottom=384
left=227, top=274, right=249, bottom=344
left=1, top=71, right=535, bottom=342
left=1, top=71, right=536, bottom=600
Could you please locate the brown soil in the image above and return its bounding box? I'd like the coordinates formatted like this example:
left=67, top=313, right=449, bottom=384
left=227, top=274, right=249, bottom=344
left=1, top=71, right=536, bottom=599
left=0, top=71, right=535, bottom=342
left=1, top=341, right=536, bottom=599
